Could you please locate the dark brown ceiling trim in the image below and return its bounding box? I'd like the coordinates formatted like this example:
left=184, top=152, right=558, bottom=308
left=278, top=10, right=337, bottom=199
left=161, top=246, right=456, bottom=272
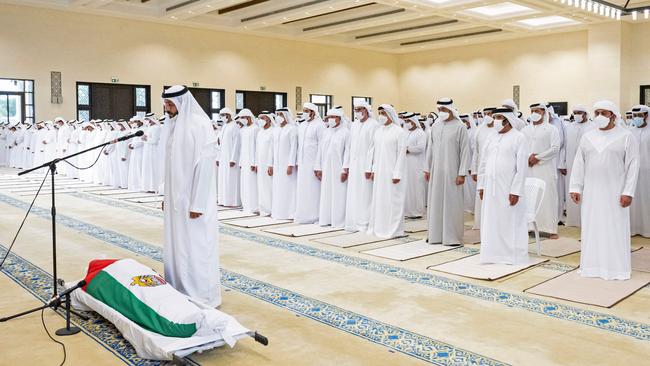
left=282, top=2, right=376, bottom=24
left=165, top=0, right=201, bottom=12
left=240, top=0, right=329, bottom=22
left=218, top=0, right=270, bottom=15
left=355, top=19, right=458, bottom=39
left=303, top=8, right=405, bottom=32
left=400, top=28, right=502, bottom=46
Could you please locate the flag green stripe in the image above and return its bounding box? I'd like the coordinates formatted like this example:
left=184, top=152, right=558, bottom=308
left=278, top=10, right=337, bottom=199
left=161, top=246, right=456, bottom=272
left=86, top=270, right=197, bottom=338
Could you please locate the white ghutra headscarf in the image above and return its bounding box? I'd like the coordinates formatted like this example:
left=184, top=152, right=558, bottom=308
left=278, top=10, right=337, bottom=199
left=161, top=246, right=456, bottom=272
left=162, top=85, right=217, bottom=209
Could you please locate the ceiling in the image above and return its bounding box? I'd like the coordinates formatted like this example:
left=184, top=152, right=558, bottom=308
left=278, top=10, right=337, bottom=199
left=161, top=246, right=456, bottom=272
left=4, top=0, right=650, bottom=53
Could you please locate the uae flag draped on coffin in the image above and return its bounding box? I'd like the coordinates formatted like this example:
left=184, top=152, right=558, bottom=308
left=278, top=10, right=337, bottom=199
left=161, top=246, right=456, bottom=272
left=71, top=258, right=250, bottom=360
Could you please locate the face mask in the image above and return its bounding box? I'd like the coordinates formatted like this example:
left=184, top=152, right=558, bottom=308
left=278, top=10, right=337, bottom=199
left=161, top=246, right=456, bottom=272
left=426, top=117, right=433, bottom=126
left=354, top=112, right=363, bottom=120
left=495, top=119, right=507, bottom=132
left=483, top=116, right=493, bottom=125
left=328, top=119, right=338, bottom=128
left=573, top=114, right=583, bottom=123
left=594, top=115, right=611, bottom=129
left=257, top=119, right=266, bottom=128
left=438, top=112, right=450, bottom=121
left=302, top=112, right=311, bottom=120
left=632, top=117, right=645, bottom=128
left=378, top=115, right=388, bottom=125
left=530, top=112, right=542, bottom=123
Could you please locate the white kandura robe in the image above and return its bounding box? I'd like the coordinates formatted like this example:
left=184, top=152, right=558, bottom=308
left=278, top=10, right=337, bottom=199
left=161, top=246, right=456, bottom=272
left=21, top=129, right=34, bottom=170
left=294, top=119, right=326, bottom=224
left=569, top=126, right=640, bottom=280
left=271, top=124, right=298, bottom=220
left=93, top=129, right=110, bottom=185
left=564, top=120, right=596, bottom=227
left=163, top=116, right=220, bottom=307
left=116, top=133, right=130, bottom=188
left=217, top=122, right=241, bottom=207
left=404, top=127, right=427, bottom=218
left=521, top=122, right=560, bottom=234
left=56, top=124, right=71, bottom=175
left=0, top=129, right=6, bottom=166
left=127, top=131, right=144, bottom=191
left=104, top=130, right=120, bottom=187
left=367, top=123, right=407, bottom=239
left=238, top=123, right=260, bottom=214
left=550, top=115, right=567, bottom=219
left=78, top=130, right=95, bottom=182
left=315, top=125, right=350, bottom=228
left=463, top=125, right=477, bottom=213
left=630, top=125, right=650, bottom=237
left=344, top=118, right=379, bottom=232
left=425, top=120, right=470, bottom=245
left=471, top=124, right=498, bottom=229
left=478, top=129, right=530, bottom=264
left=255, top=127, right=274, bottom=216
left=141, top=124, right=162, bottom=192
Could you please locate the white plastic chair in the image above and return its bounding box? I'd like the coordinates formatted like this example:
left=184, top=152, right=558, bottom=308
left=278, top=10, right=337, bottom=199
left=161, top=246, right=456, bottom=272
left=525, top=177, right=546, bottom=256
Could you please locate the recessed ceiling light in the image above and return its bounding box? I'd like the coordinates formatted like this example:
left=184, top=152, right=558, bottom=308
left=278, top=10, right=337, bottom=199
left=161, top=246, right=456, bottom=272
left=463, top=2, right=537, bottom=18
left=517, top=15, right=580, bottom=27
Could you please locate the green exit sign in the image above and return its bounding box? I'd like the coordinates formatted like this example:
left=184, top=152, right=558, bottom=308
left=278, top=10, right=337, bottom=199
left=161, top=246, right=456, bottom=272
left=111, top=77, right=119, bottom=83
left=260, top=86, right=266, bottom=91
left=192, top=82, right=200, bottom=87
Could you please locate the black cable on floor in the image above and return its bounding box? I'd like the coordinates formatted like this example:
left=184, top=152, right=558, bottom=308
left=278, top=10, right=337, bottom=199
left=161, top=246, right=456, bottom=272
left=41, top=308, right=66, bottom=366
left=0, top=168, right=49, bottom=269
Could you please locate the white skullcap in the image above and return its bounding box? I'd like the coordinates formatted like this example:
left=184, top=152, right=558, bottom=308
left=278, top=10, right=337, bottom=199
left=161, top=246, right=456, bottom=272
left=632, top=105, right=650, bottom=114
left=573, top=105, right=589, bottom=113
left=353, top=100, right=372, bottom=112
left=303, top=102, right=318, bottom=113
left=593, top=100, right=620, bottom=116
left=326, top=108, right=344, bottom=118
left=501, top=99, right=518, bottom=112
left=236, top=108, right=255, bottom=119
left=219, top=107, right=234, bottom=117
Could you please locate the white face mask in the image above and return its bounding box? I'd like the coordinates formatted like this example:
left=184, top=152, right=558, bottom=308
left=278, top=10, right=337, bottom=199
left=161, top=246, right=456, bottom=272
left=354, top=111, right=363, bottom=121
left=258, top=119, right=266, bottom=128
left=495, top=118, right=508, bottom=132
left=573, top=114, right=583, bottom=123
left=302, top=112, right=311, bottom=120
left=438, top=112, right=450, bottom=121
left=530, top=112, right=543, bottom=123
left=378, top=115, right=388, bottom=125
left=483, top=115, right=493, bottom=125
left=328, top=118, right=338, bottom=128
left=594, top=115, right=611, bottom=129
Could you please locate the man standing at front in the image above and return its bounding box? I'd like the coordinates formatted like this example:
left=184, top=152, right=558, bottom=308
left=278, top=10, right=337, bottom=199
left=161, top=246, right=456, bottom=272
left=161, top=85, right=220, bottom=306
left=294, top=102, right=326, bottom=223
left=569, top=101, right=639, bottom=281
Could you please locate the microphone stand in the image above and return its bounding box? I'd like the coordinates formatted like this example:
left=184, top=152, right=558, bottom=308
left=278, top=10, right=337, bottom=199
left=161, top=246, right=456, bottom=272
left=1, top=131, right=140, bottom=335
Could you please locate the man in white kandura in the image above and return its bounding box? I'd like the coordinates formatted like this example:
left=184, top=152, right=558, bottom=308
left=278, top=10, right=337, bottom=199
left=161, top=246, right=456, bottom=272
left=629, top=105, right=650, bottom=238
left=569, top=100, right=639, bottom=281
left=460, top=114, right=476, bottom=214
left=295, top=102, right=326, bottom=224
left=521, top=103, right=561, bottom=238
left=403, top=112, right=427, bottom=218
left=315, top=108, right=350, bottom=228
left=470, top=108, right=498, bottom=230
left=217, top=107, right=241, bottom=207
left=564, top=105, right=595, bottom=227
left=237, top=109, right=260, bottom=215
left=141, top=114, right=162, bottom=193
left=270, top=108, right=298, bottom=220
left=367, top=104, right=407, bottom=239
left=478, top=109, right=530, bottom=264
left=161, top=85, right=220, bottom=306
left=425, top=98, right=470, bottom=246
left=255, top=112, right=275, bottom=217
left=344, top=101, right=379, bottom=232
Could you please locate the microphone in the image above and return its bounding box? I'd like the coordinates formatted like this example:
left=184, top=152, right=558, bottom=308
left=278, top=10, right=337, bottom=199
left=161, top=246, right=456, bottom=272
left=48, top=280, right=87, bottom=305
left=115, top=130, right=144, bottom=143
